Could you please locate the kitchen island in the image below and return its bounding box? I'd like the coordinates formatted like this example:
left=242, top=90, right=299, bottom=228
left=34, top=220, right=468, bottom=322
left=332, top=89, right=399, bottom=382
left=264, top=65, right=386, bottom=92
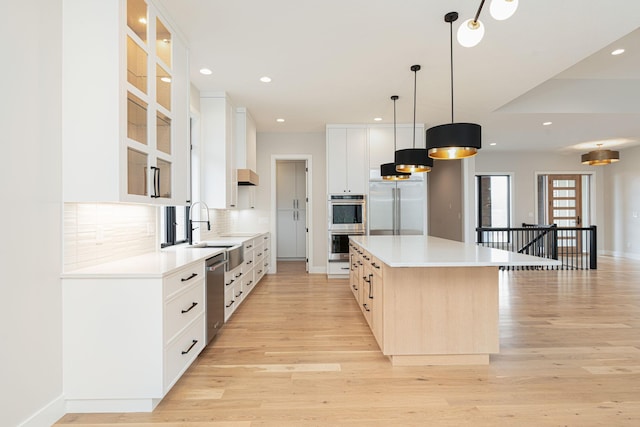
left=349, top=235, right=559, bottom=366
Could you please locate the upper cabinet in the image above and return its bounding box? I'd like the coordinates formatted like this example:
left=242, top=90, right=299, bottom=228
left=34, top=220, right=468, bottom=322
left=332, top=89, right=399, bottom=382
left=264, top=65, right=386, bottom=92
left=235, top=108, right=257, bottom=172
left=200, top=94, right=237, bottom=209
left=62, top=0, right=190, bottom=205
left=326, top=126, right=367, bottom=194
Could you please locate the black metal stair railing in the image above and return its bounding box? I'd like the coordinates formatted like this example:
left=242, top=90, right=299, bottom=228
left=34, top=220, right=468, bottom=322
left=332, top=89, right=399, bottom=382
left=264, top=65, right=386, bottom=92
left=476, top=224, right=597, bottom=270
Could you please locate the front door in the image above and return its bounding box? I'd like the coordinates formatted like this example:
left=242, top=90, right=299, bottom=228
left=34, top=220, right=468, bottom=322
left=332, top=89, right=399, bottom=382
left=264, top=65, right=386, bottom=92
left=547, top=174, right=582, bottom=253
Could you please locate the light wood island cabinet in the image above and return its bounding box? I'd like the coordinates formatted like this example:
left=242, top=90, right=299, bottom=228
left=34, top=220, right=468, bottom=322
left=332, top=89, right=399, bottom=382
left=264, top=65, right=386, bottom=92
left=349, top=235, right=559, bottom=366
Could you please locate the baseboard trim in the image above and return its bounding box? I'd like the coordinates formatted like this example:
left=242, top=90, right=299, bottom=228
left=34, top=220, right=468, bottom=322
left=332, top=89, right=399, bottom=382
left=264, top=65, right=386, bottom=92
left=602, top=250, right=640, bottom=260
left=18, top=394, right=65, bottom=427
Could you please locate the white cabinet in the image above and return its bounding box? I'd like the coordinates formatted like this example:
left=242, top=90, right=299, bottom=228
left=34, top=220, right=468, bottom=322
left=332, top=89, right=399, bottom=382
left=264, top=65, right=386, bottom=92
left=235, top=107, right=257, bottom=171
left=201, top=94, right=237, bottom=209
left=62, top=0, right=190, bottom=205
left=368, top=124, right=425, bottom=171
left=223, top=233, right=270, bottom=321
left=276, top=161, right=306, bottom=259
left=62, top=261, right=206, bottom=413
left=326, top=126, right=367, bottom=194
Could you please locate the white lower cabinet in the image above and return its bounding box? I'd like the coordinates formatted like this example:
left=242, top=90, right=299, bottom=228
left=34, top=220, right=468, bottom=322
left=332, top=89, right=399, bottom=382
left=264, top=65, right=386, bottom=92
left=62, top=261, right=206, bottom=413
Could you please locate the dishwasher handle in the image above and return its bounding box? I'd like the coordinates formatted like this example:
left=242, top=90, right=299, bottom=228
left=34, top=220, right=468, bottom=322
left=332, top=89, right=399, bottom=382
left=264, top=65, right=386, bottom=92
left=206, top=259, right=228, bottom=272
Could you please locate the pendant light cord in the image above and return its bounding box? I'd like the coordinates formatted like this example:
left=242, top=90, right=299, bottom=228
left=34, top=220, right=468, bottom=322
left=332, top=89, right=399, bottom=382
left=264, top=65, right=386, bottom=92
left=449, top=18, right=454, bottom=123
left=393, top=96, right=397, bottom=151
left=412, top=66, right=418, bottom=148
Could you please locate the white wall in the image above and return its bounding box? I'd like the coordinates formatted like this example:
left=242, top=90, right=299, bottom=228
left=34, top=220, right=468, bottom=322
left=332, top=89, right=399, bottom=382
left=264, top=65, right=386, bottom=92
left=603, top=145, right=640, bottom=259
left=0, top=1, right=65, bottom=425
left=475, top=150, right=606, bottom=249
left=256, top=132, right=327, bottom=272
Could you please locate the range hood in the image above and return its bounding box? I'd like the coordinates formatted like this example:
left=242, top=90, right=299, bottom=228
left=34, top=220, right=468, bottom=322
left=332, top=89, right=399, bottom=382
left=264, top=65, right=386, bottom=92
left=237, top=169, right=259, bottom=186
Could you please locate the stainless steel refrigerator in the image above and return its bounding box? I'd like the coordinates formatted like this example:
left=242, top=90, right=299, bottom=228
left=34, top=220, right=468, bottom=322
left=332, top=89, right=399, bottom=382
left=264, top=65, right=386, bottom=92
left=368, top=174, right=426, bottom=235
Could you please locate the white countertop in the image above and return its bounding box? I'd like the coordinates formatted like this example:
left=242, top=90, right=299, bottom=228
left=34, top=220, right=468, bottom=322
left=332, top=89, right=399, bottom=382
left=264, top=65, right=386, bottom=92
left=62, top=233, right=266, bottom=279
left=350, top=235, right=561, bottom=268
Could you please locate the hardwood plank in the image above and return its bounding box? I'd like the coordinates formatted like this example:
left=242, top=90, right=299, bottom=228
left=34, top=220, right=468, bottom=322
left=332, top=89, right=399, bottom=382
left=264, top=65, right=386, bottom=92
left=56, top=257, right=640, bottom=426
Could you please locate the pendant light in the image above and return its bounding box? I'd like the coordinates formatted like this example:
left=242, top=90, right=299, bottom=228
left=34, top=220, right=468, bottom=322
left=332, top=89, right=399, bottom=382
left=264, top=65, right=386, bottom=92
left=457, top=0, right=518, bottom=48
left=395, top=65, right=433, bottom=173
left=581, top=144, right=620, bottom=166
left=381, top=95, right=411, bottom=181
left=427, top=12, right=482, bottom=160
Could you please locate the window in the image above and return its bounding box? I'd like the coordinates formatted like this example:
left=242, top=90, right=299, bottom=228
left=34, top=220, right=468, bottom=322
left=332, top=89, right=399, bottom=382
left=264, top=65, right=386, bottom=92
left=477, top=175, right=511, bottom=228
left=161, top=206, right=189, bottom=247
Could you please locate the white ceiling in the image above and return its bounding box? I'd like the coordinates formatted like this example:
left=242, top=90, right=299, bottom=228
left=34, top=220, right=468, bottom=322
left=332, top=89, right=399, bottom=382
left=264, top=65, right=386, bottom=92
left=157, top=0, right=640, bottom=153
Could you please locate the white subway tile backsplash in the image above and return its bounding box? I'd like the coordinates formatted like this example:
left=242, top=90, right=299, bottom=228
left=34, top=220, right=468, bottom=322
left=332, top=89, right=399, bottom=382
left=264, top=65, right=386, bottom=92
left=63, top=203, right=157, bottom=272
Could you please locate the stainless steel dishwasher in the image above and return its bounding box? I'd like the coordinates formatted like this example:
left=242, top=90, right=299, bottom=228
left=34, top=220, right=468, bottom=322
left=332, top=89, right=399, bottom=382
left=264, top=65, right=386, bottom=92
left=205, top=253, right=227, bottom=344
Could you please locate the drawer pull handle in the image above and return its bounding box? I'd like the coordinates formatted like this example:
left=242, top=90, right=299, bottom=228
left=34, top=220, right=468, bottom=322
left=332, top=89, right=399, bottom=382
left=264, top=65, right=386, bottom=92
left=258, top=270, right=263, bottom=274
left=180, top=273, right=198, bottom=282
left=247, top=280, right=253, bottom=286
left=181, top=302, right=198, bottom=314
left=226, top=300, right=235, bottom=308
left=372, top=262, right=380, bottom=269
left=363, top=303, right=370, bottom=312
left=181, top=339, right=198, bottom=355
left=235, top=272, right=242, bottom=278
left=226, top=279, right=234, bottom=286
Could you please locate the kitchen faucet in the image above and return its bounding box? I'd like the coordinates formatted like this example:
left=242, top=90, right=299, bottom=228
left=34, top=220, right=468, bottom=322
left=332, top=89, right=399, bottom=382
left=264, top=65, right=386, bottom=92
left=188, top=201, right=211, bottom=245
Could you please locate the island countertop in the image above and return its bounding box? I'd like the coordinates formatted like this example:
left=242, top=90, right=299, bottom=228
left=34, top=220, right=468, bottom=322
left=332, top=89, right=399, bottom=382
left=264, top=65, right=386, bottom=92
left=349, top=235, right=561, bottom=268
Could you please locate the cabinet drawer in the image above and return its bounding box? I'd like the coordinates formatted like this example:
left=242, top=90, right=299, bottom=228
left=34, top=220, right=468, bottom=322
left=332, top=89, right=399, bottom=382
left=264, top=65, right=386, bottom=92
left=224, top=288, right=236, bottom=321
left=164, top=282, right=205, bottom=343
left=243, top=238, right=255, bottom=252
left=164, top=314, right=205, bottom=393
left=164, top=262, right=204, bottom=299
left=328, top=261, right=350, bottom=275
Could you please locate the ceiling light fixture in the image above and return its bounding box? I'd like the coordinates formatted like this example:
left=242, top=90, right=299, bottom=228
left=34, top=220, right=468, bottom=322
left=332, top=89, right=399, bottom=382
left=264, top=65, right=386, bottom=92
left=276, top=118, right=285, bottom=123
left=260, top=76, right=272, bottom=83
left=457, top=0, right=518, bottom=47
left=199, top=68, right=212, bottom=75
left=543, top=121, right=552, bottom=126
left=426, top=12, right=482, bottom=160
left=611, top=48, right=625, bottom=56
left=395, top=65, right=433, bottom=173
left=381, top=96, right=411, bottom=181
left=374, top=117, right=382, bottom=122
left=160, top=77, right=171, bottom=83
left=581, top=144, right=620, bottom=166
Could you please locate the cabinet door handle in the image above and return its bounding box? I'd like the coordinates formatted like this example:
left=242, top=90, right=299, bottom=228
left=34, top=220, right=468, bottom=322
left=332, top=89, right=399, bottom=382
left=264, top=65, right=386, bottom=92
left=368, top=274, right=374, bottom=299
left=150, top=166, right=159, bottom=198
left=181, top=302, right=198, bottom=314
left=181, top=273, right=198, bottom=282
left=181, top=339, right=198, bottom=355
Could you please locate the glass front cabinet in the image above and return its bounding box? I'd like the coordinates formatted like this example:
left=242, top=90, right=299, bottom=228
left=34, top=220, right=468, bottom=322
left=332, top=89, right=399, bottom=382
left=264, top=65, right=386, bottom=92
left=63, top=0, right=189, bottom=205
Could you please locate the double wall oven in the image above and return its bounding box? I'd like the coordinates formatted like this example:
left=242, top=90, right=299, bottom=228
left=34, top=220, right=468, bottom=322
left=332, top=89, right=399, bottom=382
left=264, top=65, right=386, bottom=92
left=328, top=195, right=365, bottom=261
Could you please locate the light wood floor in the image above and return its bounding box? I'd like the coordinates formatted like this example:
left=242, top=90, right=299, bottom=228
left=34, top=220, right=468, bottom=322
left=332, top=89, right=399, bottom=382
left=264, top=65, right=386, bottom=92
left=57, top=257, right=640, bottom=426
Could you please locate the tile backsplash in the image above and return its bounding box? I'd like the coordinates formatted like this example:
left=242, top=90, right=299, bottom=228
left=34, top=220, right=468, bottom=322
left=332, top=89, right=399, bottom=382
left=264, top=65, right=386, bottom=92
left=64, top=203, right=157, bottom=271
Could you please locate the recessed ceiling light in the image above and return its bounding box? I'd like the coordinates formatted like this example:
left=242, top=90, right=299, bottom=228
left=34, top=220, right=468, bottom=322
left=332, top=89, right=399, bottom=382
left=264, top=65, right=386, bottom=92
left=490, top=143, right=497, bottom=146
left=611, top=48, right=625, bottom=56
left=138, top=17, right=147, bottom=24
left=543, top=121, right=552, bottom=126
left=276, top=118, right=285, bottom=123
left=199, top=68, right=212, bottom=75
left=374, top=117, right=382, bottom=121
left=160, top=77, right=171, bottom=83
left=260, top=76, right=272, bottom=83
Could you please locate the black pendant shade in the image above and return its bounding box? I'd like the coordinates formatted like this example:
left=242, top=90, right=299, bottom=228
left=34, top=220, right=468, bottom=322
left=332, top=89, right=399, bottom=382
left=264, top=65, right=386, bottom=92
left=426, top=123, right=481, bottom=159
left=381, top=161, right=410, bottom=180
left=395, top=148, right=432, bottom=173
left=427, top=11, right=482, bottom=160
